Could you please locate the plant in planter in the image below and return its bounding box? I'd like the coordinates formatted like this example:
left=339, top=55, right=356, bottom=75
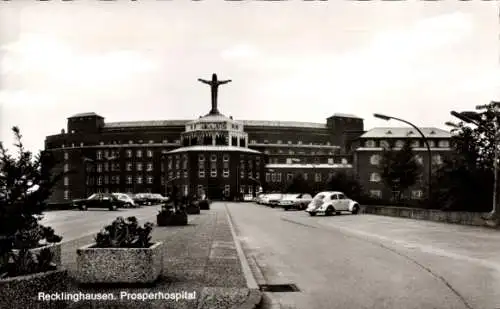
left=0, top=127, right=68, bottom=308
left=157, top=203, right=189, bottom=226
left=77, top=216, right=163, bottom=284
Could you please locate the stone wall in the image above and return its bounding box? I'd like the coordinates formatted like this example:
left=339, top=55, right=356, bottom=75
left=360, top=205, right=494, bottom=228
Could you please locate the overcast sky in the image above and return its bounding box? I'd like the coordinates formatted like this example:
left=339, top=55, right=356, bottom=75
left=0, top=1, right=498, bottom=154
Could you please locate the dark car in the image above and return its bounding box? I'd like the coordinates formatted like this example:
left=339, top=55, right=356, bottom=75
left=72, top=193, right=124, bottom=211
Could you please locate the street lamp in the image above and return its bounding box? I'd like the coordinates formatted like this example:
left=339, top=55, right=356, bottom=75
left=373, top=113, right=433, bottom=202
left=450, top=109, right=500, bottom=219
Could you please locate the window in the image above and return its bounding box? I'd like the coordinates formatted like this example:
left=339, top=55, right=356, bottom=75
left=104, top=150, right=109, bottom=158
left=223, top=168, right=229, bottom=178
left=277, top=140, right=282, bottom=144
left=64, top=164, right=69, bottom=172
left=126, top=150, right=132, bottom=158
left=276, top=173, right=282, bottom=182
left=137, top=150, right=142, bottom=157
left=199, top=154, right=205, bottom=162
left=137, top=163, right=143, bottom=171
left=264, top=140, right=269, bottom=144
left=97, top=164, right=102, bottom=172
left=175, top=160, right=180, bottom=169
left=248, top=170, right=253, bottom=178
left=240, top=169, right=245, bottom=179
left=64, top=176, right=69, bottom=186
left=211, top=154, right=217, bottom=162
left=438, top=140, right=450, bottom=148
left=341, top=158, right=348, bottom=165
left=126, top=176, right=132, bottom=184
left=395, top=140, right=404, bottom=148
left=298, top=141, right=302, bottom=145
left=104, top=176, right=109, bottom=184
left=414, top=155, right=423, bottom=165
left=370, top=172, right=381, bottom=182
left=433, top=155, right=443, bottom=165
left=136, top=176, right=143, bottom=184
left=210, top=168, right=217, bottom=177
left=64, top=190, right=70, bottom=200
left=97, top=176, right=103, bottom=186
left=266, top=173, right=270, bottom=182
left=240, top=186, right=246, bottom=193
left=365, top=140, right=375, bottom=147
left=146, top=163, right=153, bottom=171
left=370, top=154, right=381, bottom=165
left=255, top=172, right=260, bottom=179
left=289, top=150, right=295, bottom=155
left=64, top=152, right=69, bottom=160
left=411, top=190, right=423, bottom=199
left=199, top=169, right=205, bottom=178
left=182, top=160, right=188, bottom=169
left=184, top=170, right=188, bottom=178
left=99, top=142, right=104, bottom=146
left=176, top=171, right=181, bottom=178
left=147, top=150, right=153, bottom=157
left=224, top=185, right=230, bottom=197
left=149, top=140, right=154, bottom=144
left=223, top=154, right=229, bottom=162
left=129, top=140, right=133, bottom=144
left=287, top=173, right=293, bottom=181
left=147, top=176, right=153, bottom=184
left=315, top=173, right=321, bottom=182
left=328, top=158, right=334, bottom=164
left=97, top=151, right=103, bottom=160
left=115, top=176, right=120, bottom=184
left=126, top=163, right=132, bottom=171
left=411, top=140, right=420, bottom=148
left=416, top=173, right=424, bottom=183
left=428, top=140, right=436, bottom=147
left=104, top=162, right=109, bottom=172
left=380, top=140, right=390, bottom=148
left=304, top=173, right=308, bottom=180
left=370, top=190, right=382, bottom=198
left=288, top=141, right=292, bottom=145
left=250, top=140, right=256, bottom=144
left=168, top=160, right=173, bottom=170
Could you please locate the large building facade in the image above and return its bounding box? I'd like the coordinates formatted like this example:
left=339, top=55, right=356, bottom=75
left=44, top=106, right=366, bottom=202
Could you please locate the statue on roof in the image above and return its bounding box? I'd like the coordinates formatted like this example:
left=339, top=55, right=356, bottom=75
left=198, top=73, right=231, bottom=115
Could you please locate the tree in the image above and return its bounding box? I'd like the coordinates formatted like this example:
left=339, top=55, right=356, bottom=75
left=379, top=141, right=420, bottom=200
left=0, top=127, right=63, bottom=249
left=324, top=171, right=364, bottom=200
left=285, top=173, right=312, bottom=194
left=432, top=102, right=499, bottom=211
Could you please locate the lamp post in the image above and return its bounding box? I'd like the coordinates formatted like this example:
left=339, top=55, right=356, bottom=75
left=450, top=108, right=500, bottom=219
left=373, top=113, right=433, bottom=202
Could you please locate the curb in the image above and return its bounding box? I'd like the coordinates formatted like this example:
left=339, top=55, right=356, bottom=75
left=237, top=288, right=263, bottom=309
left=224, top=203, right=263, bottom=308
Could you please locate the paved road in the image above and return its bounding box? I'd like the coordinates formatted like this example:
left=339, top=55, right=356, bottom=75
left=40, top=206, right=160, bottom=242
left=226, top=202, right=500, bottom=309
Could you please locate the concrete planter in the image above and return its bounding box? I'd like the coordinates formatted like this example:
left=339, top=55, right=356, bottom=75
left=13, top=242, right=62, bottom=266
left=0, top=269, right=69, bottom=309
left=186, top=205, right=200, bottom=215
left=76, top=241, right=163, bottom=284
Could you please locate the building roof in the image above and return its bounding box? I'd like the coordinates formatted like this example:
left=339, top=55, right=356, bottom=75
left=360, top=127, right=451, bottom=139
left=167, top=146, right=261, bottom=154
left=69, top=112, right=103, bottom=118
left=240, top=120, right=326, bottom=129
left=104, top=119, right=327, bottom=129
left=330, top=113, right=361, bottom=119
left=105, top=120, right=190, bottom=128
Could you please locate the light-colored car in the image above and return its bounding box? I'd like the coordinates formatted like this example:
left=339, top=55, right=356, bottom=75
left=112, top=193, right=136, bottom=208
left=280, top=193, right=313, bottom=211
left=305, top=191, right=360, bottom=216
left=265, top=193, right=284, bottom=208
left=254, top=193, right=266, bottom=203
left=243, top=194, right=254, bottom=201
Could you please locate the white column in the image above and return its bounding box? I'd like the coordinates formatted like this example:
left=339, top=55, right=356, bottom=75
left=228, top=133, right=232, bottom=146
left=212, top=134, right=216, bottom=146
left=237, top=135, right=240, bottom=147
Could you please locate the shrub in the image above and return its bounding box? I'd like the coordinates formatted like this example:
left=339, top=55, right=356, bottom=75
left=0, top=248, right=57, bottom=279
left=94, top=217, right=154, bottom=248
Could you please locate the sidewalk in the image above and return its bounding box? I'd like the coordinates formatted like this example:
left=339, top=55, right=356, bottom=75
left=59, top=203, right=262, bottom=309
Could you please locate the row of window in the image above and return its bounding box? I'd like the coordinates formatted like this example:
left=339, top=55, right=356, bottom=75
left=265, top=172, right=323, bottom=183
left=369, top=190, right=423, bottom=200
left=364, top=139, right=450, bottom=149
left=369, top=154, right=443, bottom=166
left=369, top=173, right=425, bottom=183
left=99, top=140, right=180, bottom=145
left=252, top=140, right=331, bottom=146
left=263, top=149, right=336, bottom=155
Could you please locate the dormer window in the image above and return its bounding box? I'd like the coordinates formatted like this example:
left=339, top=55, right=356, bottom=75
left=380, top=140, right=390, bottom=148
left=430, top=130, right=436, bottom=135
left=407, top=130, right=414, bottom=136
left=365, top=140, right=376, bottom=148
left=386, top=130, right=392, bottom=135
left=395, top=140, right=404, bottom=148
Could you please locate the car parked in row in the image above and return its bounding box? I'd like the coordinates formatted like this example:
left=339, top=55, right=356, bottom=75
left=112, top=193, right=137, bottom=208
left=133, top=193, right=168, bottom=206
left=281, top=193, right=313, bottom=211
left=72, top=193, right=126, bottom=211
left=305, top=191, right=360, bottom=216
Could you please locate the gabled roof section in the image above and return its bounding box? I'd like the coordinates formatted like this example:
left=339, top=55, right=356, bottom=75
left=360, top=127, right=451, bottom=138
left=69, top=112, right=103, bottom=119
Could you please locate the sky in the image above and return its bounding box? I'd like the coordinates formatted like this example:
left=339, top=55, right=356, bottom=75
left=0, top=1, right=499, bottom=154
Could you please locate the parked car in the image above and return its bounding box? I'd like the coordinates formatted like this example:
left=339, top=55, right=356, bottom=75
left=305, top=191, right=360, bottom=216
left=260, top=193, right=282, bottom=206
left=267, top=193, right=284, bottom=208
left=149, top=193, right=169, bottom=204
left=254, top=193, right=266, bottom=204
left=112, top=193, right=137, bottom=208
left=243, top=194, right=254, bottom=201
left=72, top=193, right=125, bottom=211
left=281, top=193, right=313, bottom=211
left=134, top=193, right=159, bottom=206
